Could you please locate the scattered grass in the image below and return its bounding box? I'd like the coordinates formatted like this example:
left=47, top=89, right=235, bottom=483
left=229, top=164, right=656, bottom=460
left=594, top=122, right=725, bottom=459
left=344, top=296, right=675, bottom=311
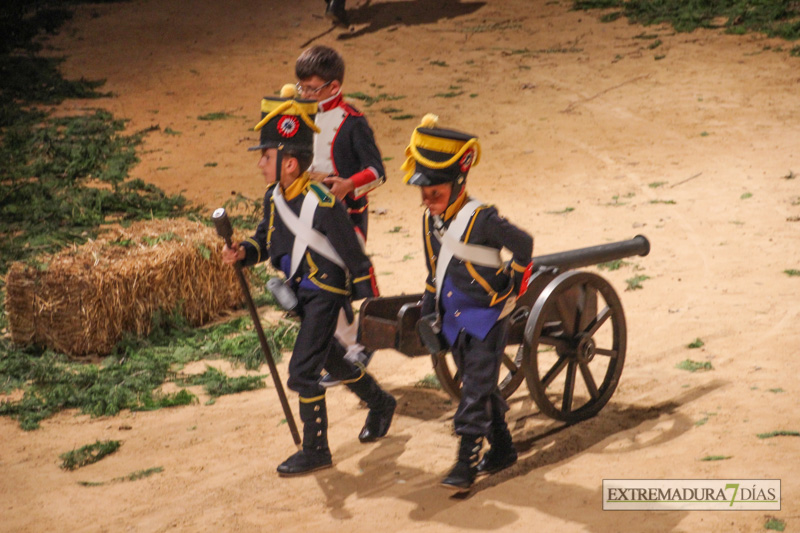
left=597, top=259, right=630, bottom=271
left=60, top=440, right=121, bottom=471
left=0, top=311, right=294, bottom=430
left=345, top=92, right=405, bottom=107
left=388, top=226, right=403, bottom=233
left=574, top=0, right=800, bottom=43
left=700, top=131, right=710, bottom=136
left=765, top=517, right=786, bottom=531
left=783, top=269, right=800, bottom=276
left=700, top=455, right=731, bottom=461
left=163, top=127, right=181, bottom=136
left=546, top=207, right=575, bottom=214
left=768, top=388, right=784, bottom=393
left=434, top=91, right=464, bottom=98
left=415, top=374, right=442, bottom=390
left=625, top=274, right=650, bottom=290
left=429, top=60, right=449, bottom=67
left=78, top=466, right=164, bottom=487
left=181, top=366, right=265, bottom=397
left=0, top=110, right=193, bottom=275
left=687, top=338, right=705, bottom=349
left=197, top=112, right=236, bottom=121
left=757, top=430, right=800, bottom=439
left=391, top=114, right=414, bottom=120
left=648, top=181, right=668, bottom=188
left=204, top=162, right=218, bottom=168
left=650, top=199, right=676, bottom=204
left=676, top=359, right=713, bottom=372
left=741, top=192, right=753, bottom=199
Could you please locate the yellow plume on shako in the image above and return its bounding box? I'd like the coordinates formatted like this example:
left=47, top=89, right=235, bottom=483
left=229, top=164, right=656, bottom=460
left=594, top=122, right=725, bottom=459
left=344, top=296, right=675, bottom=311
left=280, top=83, right=298, bottom=99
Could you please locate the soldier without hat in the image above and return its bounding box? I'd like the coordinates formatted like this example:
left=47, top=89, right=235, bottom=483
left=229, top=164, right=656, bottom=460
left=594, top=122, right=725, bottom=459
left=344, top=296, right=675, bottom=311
left=295, top=45, right=386, bottom=386
left=403, top=114, right=533, bottom=490
left=222, top=86, right=396, bottom=476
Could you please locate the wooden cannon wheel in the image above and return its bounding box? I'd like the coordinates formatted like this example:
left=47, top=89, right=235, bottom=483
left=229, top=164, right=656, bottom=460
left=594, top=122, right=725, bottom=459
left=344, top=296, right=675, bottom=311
left=522, top=270, right=627, bottom=423
left=431, top=308, right=529, bottom=401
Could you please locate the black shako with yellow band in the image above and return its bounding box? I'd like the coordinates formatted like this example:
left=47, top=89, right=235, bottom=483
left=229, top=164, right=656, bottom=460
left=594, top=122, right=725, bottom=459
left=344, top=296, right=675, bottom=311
left=403, top=114, right=532, bottom=345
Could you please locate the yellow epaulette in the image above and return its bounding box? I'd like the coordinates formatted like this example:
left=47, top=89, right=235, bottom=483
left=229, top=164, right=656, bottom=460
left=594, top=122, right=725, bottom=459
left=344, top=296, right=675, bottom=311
left=308, top=182, right=335, bottom=207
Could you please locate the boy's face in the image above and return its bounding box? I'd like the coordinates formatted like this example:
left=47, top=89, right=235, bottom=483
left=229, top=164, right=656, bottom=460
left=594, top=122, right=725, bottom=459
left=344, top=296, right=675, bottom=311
left=297, top=75, right=339, bottom=102
left=420, top=182, right=452, bottom=217
left=257, top=148, right=296, bottom=189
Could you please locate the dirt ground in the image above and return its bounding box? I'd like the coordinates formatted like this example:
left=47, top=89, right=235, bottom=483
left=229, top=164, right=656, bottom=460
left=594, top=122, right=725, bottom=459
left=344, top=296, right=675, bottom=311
left=2, top=0, right=800, bottom=531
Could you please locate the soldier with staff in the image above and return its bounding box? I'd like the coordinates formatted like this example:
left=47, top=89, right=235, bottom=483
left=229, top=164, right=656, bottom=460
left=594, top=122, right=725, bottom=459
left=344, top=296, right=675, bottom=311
left=221, top=85, right=396, bottom=476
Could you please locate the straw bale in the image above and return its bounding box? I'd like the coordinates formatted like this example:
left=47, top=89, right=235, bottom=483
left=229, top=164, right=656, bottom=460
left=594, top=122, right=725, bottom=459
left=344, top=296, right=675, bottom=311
left=5, top=219, right=246, bottom=357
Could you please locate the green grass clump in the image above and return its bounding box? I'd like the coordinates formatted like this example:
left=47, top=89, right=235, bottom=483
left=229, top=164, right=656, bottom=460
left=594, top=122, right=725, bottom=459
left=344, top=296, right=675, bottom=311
left=78, top=466, right=164, bottom=487
left=700, top=455, right=731, bottom=461
left=415, top=374, right=442, bottom=390
left=597, top=259, right=629, bottom=271
left=625, top=274, right=650, bottom=290
left=757, top=430, right=800, bottom=439
left=676, top=359, right=713, bottom=372
left=182, top=366, right=265, bottom=397
left=784, top=269, right=800, bottom=276
left=574, top=0, right=800, bottom=42
left=0, top=311, right=294, bottom=430
left=765, top=517, right=786, bottom=531
left=197, top=112, right=236, bottom=121
left=687, top=338, right=705, bottom=349
left=344, top=92, right=405, bottom=107
left=60, top=440, right=121, bottom=470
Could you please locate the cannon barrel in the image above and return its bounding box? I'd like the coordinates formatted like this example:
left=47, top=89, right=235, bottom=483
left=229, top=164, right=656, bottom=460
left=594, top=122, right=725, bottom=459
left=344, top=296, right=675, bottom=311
left=533, top=234, right=650, bottom=272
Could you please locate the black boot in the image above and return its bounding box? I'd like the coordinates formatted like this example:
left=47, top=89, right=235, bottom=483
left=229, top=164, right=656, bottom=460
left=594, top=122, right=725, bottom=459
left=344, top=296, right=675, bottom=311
left=476, top=421, right=517, bottom=476
left=277, top=397, right=332, bottom=476
left=325, top=0, right=350, bottom=27
left=441, top=434, right=483, bottom=490
left=345, top=372, right=396, bottom=442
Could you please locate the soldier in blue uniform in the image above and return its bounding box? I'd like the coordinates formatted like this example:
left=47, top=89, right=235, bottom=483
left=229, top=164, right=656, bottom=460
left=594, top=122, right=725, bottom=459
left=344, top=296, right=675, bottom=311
left=403, top=114, right=533, bottom=490
left=222, top=86, right=396, bottom=476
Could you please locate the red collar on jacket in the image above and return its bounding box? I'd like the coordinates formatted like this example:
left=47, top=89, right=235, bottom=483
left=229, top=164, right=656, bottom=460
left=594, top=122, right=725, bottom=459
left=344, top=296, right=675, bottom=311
left=318, top=91, right=344, bottom=112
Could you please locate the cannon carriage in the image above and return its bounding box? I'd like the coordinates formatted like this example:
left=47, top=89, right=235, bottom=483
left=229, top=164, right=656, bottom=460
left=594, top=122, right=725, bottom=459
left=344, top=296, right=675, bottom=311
left=359, top=235, right=651, bottom=424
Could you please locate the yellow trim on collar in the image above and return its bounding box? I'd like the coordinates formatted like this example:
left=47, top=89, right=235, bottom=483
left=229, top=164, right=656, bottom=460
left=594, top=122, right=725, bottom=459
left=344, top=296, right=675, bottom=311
left=254, top=99, right=320, bottom=133
left=283, top=173, right=310, bottom=200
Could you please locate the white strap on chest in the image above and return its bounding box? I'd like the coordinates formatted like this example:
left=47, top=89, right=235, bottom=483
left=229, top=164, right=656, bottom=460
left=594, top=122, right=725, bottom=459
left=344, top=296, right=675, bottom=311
left=434, top=199, right=503, bottom=300
left=272, top=186, right=346, bottom=277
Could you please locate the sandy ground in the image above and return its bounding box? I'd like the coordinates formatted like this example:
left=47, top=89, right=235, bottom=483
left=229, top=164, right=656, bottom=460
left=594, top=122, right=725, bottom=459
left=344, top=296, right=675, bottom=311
left=2, top=0, right=800, bottom=531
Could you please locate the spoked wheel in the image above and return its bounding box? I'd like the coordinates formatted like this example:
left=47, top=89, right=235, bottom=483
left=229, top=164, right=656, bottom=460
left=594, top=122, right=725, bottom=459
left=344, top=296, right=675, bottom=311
left=523, top=270, right=626, bottom=423
left=432, top=342, right=526, bottom=402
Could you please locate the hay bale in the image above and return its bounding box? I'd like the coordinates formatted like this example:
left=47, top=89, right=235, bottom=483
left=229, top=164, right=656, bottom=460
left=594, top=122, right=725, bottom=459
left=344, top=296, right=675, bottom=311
left=5, top=219, right=245, bottom=357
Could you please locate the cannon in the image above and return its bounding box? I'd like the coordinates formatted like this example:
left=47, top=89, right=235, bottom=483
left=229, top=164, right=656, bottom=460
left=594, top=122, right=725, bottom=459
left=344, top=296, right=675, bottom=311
left=359, top=235, right=651, bottom=424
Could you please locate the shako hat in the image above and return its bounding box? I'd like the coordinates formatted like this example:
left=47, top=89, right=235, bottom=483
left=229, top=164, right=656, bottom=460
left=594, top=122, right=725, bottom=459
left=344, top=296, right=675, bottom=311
left=402, top=113, right=481, bottom=187
left=249, top=84, right=320, bottom=153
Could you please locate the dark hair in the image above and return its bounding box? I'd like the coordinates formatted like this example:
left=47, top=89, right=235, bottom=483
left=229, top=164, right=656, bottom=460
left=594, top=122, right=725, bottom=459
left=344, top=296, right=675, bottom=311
left=285, top=150, right=313, bottom=173
left=295, top=45, right=345, bottom=83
